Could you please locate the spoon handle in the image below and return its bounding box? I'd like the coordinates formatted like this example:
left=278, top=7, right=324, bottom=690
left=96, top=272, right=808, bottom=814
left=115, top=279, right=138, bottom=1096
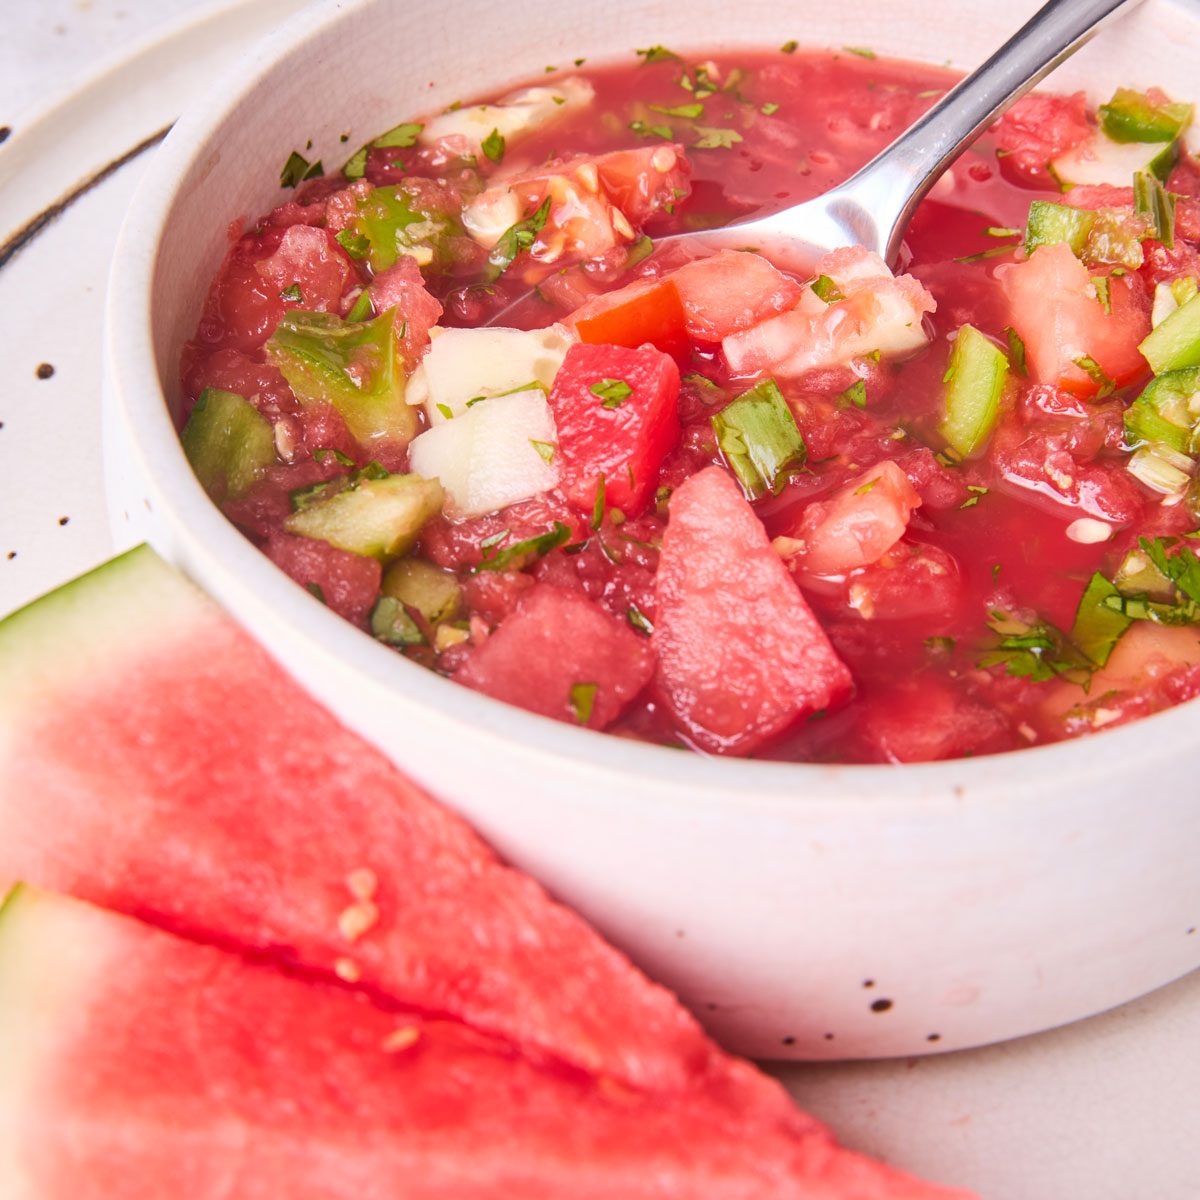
left=850, top=0, right=1147, bottom=262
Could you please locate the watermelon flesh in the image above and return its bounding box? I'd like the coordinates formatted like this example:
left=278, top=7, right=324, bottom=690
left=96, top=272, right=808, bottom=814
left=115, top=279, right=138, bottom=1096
left=654, top=468, right=854, bottom=755
left=0, top=886, right=968, bottom=1199
left=0, top=547, right=758, bottom=1104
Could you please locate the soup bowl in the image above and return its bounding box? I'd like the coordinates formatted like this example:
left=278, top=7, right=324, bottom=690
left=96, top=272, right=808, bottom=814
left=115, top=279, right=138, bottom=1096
left=102, top=0, right=1200, bottom=1060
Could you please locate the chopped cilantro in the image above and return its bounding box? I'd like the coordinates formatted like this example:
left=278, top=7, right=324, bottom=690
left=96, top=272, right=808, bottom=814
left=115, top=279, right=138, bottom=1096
left=370, top=596, right=425, bottom=646
left=305, top=582, right=327, bottom=604
left=474, top=521, right=571, bottom=573
left=279, top=283, right=304, bottom=303
left=574, top=57, right=586, bottom=66
left=811, top=274, right=845, bottom=303
left=760, top=101, right=780, bottom=116
left=842, top=379, right=867, bottom=409
left=1073, top=354, right=1116, bottom=397
left=373, top=122, right=424, bottom=149
left=280, top=151, right=323, bottom=188
left=1004, top=326, right=1027, bottom=376
left=979, top=612, right=1092, bottom=684
left=1133, top=170, right=1177, bottom=249
left=481, top=128, right=506, bottom=163
left=591, top=475, right=607, bottom=530
left=636, top=45, right=680, bottom=63
left=710, top=378, right=807, bottom=499
left=694, top=126, right=743, bottom=150
left=342, top=145, right=370, bottom=181
left=650, top=102, right=704, bottom=118
left=1092, top=275, right=1113, bottom=315
left=843, top=46, right=876, bottom=59
left=590, top=377, right=633, bottom=407
left=780, top=39, right=798, bottom=53
left=569, top=681, right=598, bottom=724
left=435, top=403, right=454, bottom=420
left=345, top=290, right=373, bottom=323
left=954, top=245, right=1019, bottom=264
left=335, top=228, right=370, bottom=258
left=530, top=438, right=556, bottom=463
left=853, top=477, right=878, bottom=496
left=629, top=118, right=673, bottom=139
left=487, top=196, right=553, bottom=278
left=627, top=604, right=654, bottom=635
left=1071, top=573, right=1132, bottom=667
left=313, top=447, right=356, bottom=467
left=985, top=226, right=1021, bottom=238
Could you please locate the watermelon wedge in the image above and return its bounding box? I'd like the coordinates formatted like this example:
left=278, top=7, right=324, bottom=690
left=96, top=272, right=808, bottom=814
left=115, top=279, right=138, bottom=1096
left=0, top=545, right=768, bottom=1104
left=0, top=885, right=967, bottom=1199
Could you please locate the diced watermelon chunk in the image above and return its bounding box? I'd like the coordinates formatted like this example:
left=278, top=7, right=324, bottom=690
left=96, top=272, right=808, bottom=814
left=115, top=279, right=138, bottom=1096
left=254, top=224, right=356, bottom=316
left=0, top=886, right=970, bottom=1200
left=653, top=467, right=853, bottom=755
left=264, top=531, right=382, bottom=627
left=856, top=682, right=1011, bottom=762
left=999, top=242, right=1151, bottom=398
left=454, top=583, right=654, bottom=728
left=569, top=276, right=692, bottom=362
left=367, top=255, right=444, bottom=371
left=670, top=250, right=804, bottom=342
left=991, top=91, right=1091, bottom=189
left=780, top=461, right=922, bottom=577
left=548, top=341, right=682, bottom=518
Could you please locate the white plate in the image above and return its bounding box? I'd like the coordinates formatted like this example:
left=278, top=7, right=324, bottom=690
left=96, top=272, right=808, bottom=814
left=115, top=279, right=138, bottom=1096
left=1, top=4, right=1198, bottom=1197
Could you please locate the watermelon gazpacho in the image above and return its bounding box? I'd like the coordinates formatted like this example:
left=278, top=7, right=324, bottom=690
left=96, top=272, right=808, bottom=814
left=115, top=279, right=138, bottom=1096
left=181, top=46, right=1200, bottom=763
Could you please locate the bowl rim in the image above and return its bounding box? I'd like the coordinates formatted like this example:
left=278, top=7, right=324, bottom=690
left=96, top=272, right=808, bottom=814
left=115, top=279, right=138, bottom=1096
left=104, top=0, right=1200, bottom=808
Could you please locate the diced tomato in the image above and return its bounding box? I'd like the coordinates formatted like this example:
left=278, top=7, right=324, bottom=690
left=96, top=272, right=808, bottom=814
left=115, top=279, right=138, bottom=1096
left=454, top=584, right=655, bottom=729
left=653, top=466, right=853, bottom=755
left=780, top=461, right=922, bottom=577
left=991, top=91, right=1091, bottom=189
left=548, top=342, right=681, bottom=519
left=723, top=248, right=934, bottom=377
left=264, top=531, right=382, bottom=628
left=668, top=250, right=804, bottom=342
left=367, top=256, right=444, bottom=370
left=856, top=681, right=1011, bottom=762
left=568, top=277, right=691, bottom=362
left=999, top=243, right=1151, bottom=398
left=594, top=144, right=692, bottom=227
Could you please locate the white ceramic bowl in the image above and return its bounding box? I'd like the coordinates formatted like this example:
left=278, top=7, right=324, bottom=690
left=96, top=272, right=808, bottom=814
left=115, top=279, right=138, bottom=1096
left=103, top=0, right=1200, bottom=1060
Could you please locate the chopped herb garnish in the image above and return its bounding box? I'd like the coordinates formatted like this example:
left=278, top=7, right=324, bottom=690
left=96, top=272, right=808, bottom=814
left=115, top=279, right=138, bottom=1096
left=1073, top=354, right=1116, bottom=396
left=843, top=45, right=876, bottom=59
left=986, top=226, right=1021, bottom=238
left=279, top=283, right=304, bottom=303
left=345, top=291, right=373, bottom=323
left=313, top=447, right=356, bottom=467
left=342, top=145, right=370, bottom=181
left=629, top=118, right=674, bottom=139
left=954, top=245, right=1018, bottom=264
left=811, top=274, right=845, bottom=303
left=625, top=234, right=655, bottom=269
left=1004, top=326, right=1028, bottom=375
left=760, top=101, right=780, bottom=116
left=574, top=57, right=586, bottom=66
left=590, top=377, right=633, bottom=407
left=435, top=403, right=454, bottom=420
left=711, top=378, right=807, bottom=499
left=627, top=605, right=654, bottom=635
left=591, top=475, right=607, bottom=530
left=842, top=379, right=867, bottom=409
left=280, top=151, right=323, bottom=188
left=474, top=521, right=571, bottom=573
left=530, top=438, right=556, bottom=463
left=979, top=611, right=1092, bottom=684
left=959, top=484, right=989, bottom=509
left=916, top=89, right=944, bottom=99
left=1071, top=573, right=1132, bottom=666
left=487, top=196, right=553, bottom=278
left=305, top=582, right=327, bottom=604
left=335, top=228, right=370, bottom=258
left=854, top=477, right=878, bottom=496
left=373, top=122, right=424, bottom=149
left=370, top=596, right=425, bottom=646
left=636, top=45, right=680, bottom=63
left=694, top=126, right=743, bottom=149
left=650, top=102, right=704, bottom=118
left=569, top=681, right=598, bottom=724
left=780, top=39, right=798, bottom=53
left=481, top=128, right=506, bottom=163
left=1092, top=275, right=1113, bottom=315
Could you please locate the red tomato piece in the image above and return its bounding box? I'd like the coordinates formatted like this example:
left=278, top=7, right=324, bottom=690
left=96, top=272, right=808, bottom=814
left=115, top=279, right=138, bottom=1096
left=569, top=277, right=691, bottom=362
left=548, top=342, right=682, bottom=519
left=454, top=584, right=654, bottom=729
left=653, top=466, right=853, bottom=755
left=782, top=461, right=922, bottom=577
left=991, top=91, right=1091, bottom=189
left=264, top=532, right=382, bottom=628
left=999, top=243, right=1151, bottom=398
left=669, top=250, right=804, bottom=342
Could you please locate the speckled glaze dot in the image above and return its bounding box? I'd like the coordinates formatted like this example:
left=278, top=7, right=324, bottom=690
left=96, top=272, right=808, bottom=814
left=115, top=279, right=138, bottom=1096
left=781, top=1035, right=796, bottom=1046
left=0, top=126, right=11, bottom=145
left=35, top=363, right=55, bottom=380
left=5, top=551, right=15, bottom=561
left=926, top=1032, right=942, bottom=1043
left=57, top=516, right=70, bottom=527
left=822, top=1032, right=834, bottom=1041
left=870, top=998, right=894, bottom=1013
left=862, top=979, right=876, bottom=989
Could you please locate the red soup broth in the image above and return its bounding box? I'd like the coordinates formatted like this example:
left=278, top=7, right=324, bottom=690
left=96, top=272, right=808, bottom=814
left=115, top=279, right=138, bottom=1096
left=181, top=47, right=1200, bottom=764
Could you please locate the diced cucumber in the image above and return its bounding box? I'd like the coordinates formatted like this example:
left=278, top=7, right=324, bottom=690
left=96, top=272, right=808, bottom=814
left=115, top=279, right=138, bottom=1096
left=284, top=474, right=444, bottom=559
left=1024, top=200, right=1095, bottom=257
left=370, top=596, right=426, bottom=646
left=710, top=378, right=807, bottom=500
left=938, top=325, right=1009, bottom=460
left=1138, top=292, right=1200, bottom=374
left=266, top=308, right=417, bottom=449
left=180, top=388, right=276, bottom=502
left=1123, top=367, right=1200, bottom=455
left=1051, top=133, right=1178, bottom=188
left=1071, top=573, right=1132, bottom=667
left=381, top=558, right=463, bottom=624
left=1098, top=88, right=1193, bottom=145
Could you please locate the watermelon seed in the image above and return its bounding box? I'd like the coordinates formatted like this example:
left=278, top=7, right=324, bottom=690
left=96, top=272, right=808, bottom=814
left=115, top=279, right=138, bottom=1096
left=870, top=998, right=894, bottom=1013
left=334, top=957, right=362, bottom=983
left=338, top=899, right=379, bottom=942
left=382, top=1026, right=422, bottom=1054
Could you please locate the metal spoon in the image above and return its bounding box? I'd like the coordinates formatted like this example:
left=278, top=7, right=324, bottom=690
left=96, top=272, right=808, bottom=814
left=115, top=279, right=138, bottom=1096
left=674, top=0, right=1145, bottom=270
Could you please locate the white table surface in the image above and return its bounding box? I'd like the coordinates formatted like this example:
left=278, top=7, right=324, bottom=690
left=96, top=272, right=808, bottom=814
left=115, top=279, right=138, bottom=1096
left=1, top=4, right=1198, bottom=1198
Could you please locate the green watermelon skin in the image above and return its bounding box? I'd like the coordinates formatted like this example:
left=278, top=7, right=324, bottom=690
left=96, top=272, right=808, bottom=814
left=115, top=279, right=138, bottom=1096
left=0, top=545, right=780, bottom=1108
left=0, top=886, right=970, bottom=1200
